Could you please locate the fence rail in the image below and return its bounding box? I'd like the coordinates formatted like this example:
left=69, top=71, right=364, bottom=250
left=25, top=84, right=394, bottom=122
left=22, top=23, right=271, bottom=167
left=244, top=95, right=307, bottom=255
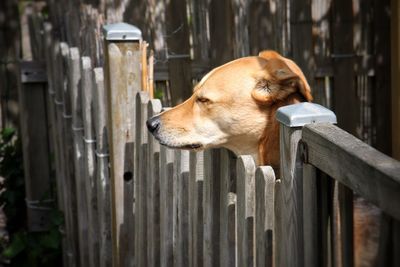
left=19, top=10, right=400, bottom=267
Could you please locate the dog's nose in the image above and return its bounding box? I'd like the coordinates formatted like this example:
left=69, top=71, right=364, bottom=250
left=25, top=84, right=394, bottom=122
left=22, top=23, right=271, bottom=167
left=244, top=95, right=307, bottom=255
left=146, top=116, right=161, bottom=134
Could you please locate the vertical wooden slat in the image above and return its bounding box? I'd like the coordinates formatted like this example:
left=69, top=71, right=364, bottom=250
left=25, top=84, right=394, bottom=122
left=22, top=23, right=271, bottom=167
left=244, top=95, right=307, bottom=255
left=93, top=67, right=112, bottom=267
left=135, top=91, right=150, bottom=267
left=219, top=149, right=236, bottom=267
left=165, top=0, right=192, bottom=105
left=203, top=149, right=221, bottom=267
left=147, top=99, right=162, bottom=267
left=209, top=0, right=234, bottom=66
left=69, top=47, right=90, bottom=267
left=332, top=0, right=357, bottom=136
left=303, top=163, right=319, bottom=267
left=275, top=124, right=304, bottom=267
left=160, top=146, right=175, bottom=267
left=60, top=41, right=79, bottom=267
left=236, top=155, right=256, bottom=267
left=81, top=56, right=99, bottom=267
left=373, top=0, right=391, bottom=154
left=255, top=166, right=276, bottom=267
left=104, top=41, right=141, bottom=267
left=173, top=150, right=190, bottom=267
left=189, top=151, right=204, bottom=267
left=290, top=0, right=314, bottom=89
left=392, top=0, right=400, bottom=160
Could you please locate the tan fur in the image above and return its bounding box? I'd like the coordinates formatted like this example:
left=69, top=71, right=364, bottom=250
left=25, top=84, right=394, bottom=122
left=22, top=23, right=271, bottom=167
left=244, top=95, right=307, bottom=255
left=148, top=50, right=377, bottom=266
left=149, top=50, right=311, bottom=165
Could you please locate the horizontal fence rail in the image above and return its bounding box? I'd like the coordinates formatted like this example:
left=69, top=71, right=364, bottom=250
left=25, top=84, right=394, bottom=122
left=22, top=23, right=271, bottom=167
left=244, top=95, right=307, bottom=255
left=21, top=11, right=400, bottom=267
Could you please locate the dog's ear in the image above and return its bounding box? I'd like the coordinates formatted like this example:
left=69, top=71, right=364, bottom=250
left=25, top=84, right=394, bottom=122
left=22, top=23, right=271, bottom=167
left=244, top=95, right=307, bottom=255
left=252, top=50, right=313, bottom=104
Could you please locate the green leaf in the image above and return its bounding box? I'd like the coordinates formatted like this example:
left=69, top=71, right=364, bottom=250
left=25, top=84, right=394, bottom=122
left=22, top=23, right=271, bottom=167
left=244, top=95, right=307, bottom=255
left=39, top=229, right=60, bottom=249
left=49, top=209, right=64, bottom=226
left=2, top=232, right=27, bottom=258
left=1, top=127, right=15, bottom=143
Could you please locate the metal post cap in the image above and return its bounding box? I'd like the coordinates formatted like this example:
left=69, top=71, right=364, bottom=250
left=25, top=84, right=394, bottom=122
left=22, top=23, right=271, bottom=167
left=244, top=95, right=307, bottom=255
left=103, top=22, right=142, bottom=41
left=276, top=102, right=337, bottom=127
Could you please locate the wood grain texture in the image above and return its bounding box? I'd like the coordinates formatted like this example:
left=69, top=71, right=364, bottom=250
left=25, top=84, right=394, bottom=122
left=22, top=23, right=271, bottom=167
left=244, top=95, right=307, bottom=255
left=236, top=155, right=256, bottom=267
left=81, top=56, right=99, bottom=267
left=104, top=41, right=141, bottom=267
left=302, top=164, right=319, bottom=267
left=69, top=47, right=90, bottom=267
left=219, top=149, right=236, bottom=267
left=203, top=149, right=221, bottom=267
left=135, top=91, right=150, bottom=267
left=59, top=41, right=79, bottom=267
left=147, top=99, right=162, bottom=267
left=189, top=151, right=204, bottom=267
left=255, top=166, right=276, bottom=267
left=276, top=124, right=304, bottom=267
left=93, top=67, right=112, bottom=267
left=160, top=146, right=175, bottom=267
left=165, top=0, right=192, bottom=105
left=303, top=123, right=400, bottom=220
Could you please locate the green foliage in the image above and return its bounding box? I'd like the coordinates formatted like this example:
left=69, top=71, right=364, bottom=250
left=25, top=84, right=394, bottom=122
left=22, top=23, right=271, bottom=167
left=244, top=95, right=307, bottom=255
left=0, top=128, right=63, bottom=267
left=154, top=87, right=164, bottom=100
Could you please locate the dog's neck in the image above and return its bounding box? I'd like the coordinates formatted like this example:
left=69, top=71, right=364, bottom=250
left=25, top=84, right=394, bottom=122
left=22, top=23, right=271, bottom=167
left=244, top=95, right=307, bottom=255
left=258, top=93, right=304, bottom=168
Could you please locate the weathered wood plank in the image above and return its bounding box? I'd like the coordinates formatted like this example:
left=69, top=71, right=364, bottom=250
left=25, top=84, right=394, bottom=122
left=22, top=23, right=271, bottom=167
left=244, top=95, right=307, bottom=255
left=236, top=155, right=256, bottom=267
left=135, top=91, right=150, bottom=267
left=93, top=67, right=112, bottom=267
left=303, top=163, right=319, bottom=267
left=160, top=146, right=175, bottom=267
left=69, top=47, right=90, bottom=267
left=332, top=0, right=358, bottom=137
left=209, top=0, right=234, bottom=66
left=147, top=99, right=162, bottom=267
left=59, top=41, right=79, bottom=267
left=165, top=0, right=192, bottom=105
left=392, top=0, right=400, bottom=160
left=275, top=124, right=304, bottom=267
left=219, top=149, right=236, bottom=267
left=81, top=56, right=99, bottom=267
left=173, top=150, right=190, bottom=267
left=104, top=41, right=141, bottom=266
left=189, top=151, right=204, bottom=267
left=203, top=149, right=221, bottom=267
left=303, top=123, right=400, bottom=220
left=373, top=0, right=391, bottom=154
left=255, top=166, right=275, bottom=267
left=290, top=0, right=314, bottom=90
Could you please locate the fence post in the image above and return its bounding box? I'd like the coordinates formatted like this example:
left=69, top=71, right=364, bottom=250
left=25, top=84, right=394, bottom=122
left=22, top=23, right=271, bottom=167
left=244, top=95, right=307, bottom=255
left=275, top=102, right=337, bottom=267
left=102, top=22, right=142, bottom=267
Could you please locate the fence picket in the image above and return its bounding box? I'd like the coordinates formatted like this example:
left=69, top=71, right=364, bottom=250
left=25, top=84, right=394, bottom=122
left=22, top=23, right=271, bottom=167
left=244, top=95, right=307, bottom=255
left=147, top=99, right=162, bottom=267
left=189, top=151, right=204, bottom=267
left=219, top=149, right=236, bottom=267
left=236, top=155, right=256, bottom=267
left=160, top=146, right=175, bottom=267
left=255, top=166, right=276, bottom=267
left=135, top=91, right=150, bottom=267
left=92, top=67, right=112, bottom=267
left=81, top=57, right=99, bottom=267
left=203, top=149, right=221, bottom=266
left=68, top=47, right=90, bottom=267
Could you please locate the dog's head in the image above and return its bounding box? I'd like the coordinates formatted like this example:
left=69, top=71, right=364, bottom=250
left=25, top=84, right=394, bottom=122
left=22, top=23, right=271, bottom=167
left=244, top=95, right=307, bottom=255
left=147, top=50, right=312, bottom=165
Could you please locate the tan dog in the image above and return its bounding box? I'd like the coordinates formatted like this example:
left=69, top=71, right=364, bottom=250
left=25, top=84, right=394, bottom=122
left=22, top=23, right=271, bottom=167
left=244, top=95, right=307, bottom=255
left=147, top=50, right=379, bottom=266
left=147, top=50, right=312, bottom=167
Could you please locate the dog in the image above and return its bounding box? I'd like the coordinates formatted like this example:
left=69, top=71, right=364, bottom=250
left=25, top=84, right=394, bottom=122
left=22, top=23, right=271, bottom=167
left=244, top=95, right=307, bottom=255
left=147, top=50, right=380, bottom=267
left=146, top=50, right=312, bottom=168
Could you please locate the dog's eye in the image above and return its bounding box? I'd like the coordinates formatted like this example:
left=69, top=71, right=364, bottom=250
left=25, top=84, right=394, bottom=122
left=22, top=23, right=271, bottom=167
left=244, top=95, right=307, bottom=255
left=196, top=97, right=210, bottom=103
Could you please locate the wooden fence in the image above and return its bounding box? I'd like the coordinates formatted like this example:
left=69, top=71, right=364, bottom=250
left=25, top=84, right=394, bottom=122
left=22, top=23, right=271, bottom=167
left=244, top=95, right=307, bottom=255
left=19, top=4, right=399, bottom=267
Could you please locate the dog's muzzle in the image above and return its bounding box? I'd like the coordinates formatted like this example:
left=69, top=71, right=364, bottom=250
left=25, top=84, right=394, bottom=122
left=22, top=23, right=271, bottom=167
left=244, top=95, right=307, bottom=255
left=146, top=115, right=161, bottom=134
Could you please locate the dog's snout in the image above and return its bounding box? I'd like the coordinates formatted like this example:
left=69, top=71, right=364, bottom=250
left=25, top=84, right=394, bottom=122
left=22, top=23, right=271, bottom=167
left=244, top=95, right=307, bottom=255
left=147, top=116, right=161, bottom=134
